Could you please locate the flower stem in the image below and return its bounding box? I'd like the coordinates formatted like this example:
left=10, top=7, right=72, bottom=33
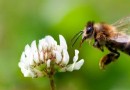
left=49, top=75, right=55, bottom=90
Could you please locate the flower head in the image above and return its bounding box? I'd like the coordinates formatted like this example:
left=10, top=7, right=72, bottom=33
left=18, top=35, right=84, bottom=78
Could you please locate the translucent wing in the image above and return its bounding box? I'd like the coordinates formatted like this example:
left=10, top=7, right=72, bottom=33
left=112, top=16, right=130, bottom=34
left=110, top=16, right=130, bottom=42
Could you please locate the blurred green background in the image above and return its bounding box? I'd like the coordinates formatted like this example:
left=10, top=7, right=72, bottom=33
left=0, top=0, right=130, bottom=90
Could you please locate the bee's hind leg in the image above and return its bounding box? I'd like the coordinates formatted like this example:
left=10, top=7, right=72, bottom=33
left=99, top=45, right=120, bottom=70
left=99, top=52, right=119, bottom=69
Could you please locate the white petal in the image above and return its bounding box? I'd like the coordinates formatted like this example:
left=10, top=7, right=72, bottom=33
left=73, top=50, right=79, bottom=62
left=22, top=68, right=36, bottom=78
left=56, top=45, right=62, bottom=53
left=59, top=35, right=67, bottom=49
left=24, top=44, right=34, bottom=65
left=39, top=51, right=44, bottom=61
left=61, top=49, right=69, bottom=65
left=55, top=51, right=62, bottom=64
left=45, top=36, right=56, bottom=50
left=26, top=52, right=34, bottom=65
left=24, top=44, right=31, bottom=56
left=74, top=59, right=84, bottom=70
left=20, top=52, right=26, bottom=62
left=28, top=56, right=34, bottom=65
left=31, top=40, right=39, bottom=63
left=18, top=62, right=24, bottom=68
left=33, top=52, right=39, bottom=63
left=38, top=40, right=42, bottom=52
left=19, top=58, right=29, bottom=69
left=47, top=59, right=51, bottom=68
left=44, top=52, right=48, bottom=60
left=45, top=36, right=54, bottom=44
left=66, top=64, right=75, bottom=72
left=31, top=40, right=37, bottom=53
left=39, top=39, right=48, bottom=51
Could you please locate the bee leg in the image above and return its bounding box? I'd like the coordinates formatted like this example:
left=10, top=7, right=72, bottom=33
left=99, top=52, right=116, bottom=69
left=106, top=45, right=120, bottom=60
left=93, top=40, right=104, bottom=52
left=99, top=45, right=120, bottom=69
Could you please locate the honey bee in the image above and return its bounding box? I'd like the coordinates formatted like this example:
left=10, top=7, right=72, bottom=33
left=72, top=16, right=130, bottom=69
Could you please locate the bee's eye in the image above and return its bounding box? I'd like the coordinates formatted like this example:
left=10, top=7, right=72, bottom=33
left=86, top=26, right=93, bottom=34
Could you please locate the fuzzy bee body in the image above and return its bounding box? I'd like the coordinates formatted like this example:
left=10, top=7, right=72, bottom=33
left=72, top=16, right=130, bottom=69
left=94, top=23, right=130, bottom=54
left=93, top=23, right=130, bottom=52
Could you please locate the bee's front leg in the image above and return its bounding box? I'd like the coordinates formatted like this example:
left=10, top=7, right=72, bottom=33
left=93, top=39, right=104, bottom=52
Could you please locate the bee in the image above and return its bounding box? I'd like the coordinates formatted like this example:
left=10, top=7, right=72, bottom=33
left=72, top=16, right=130, bottom=69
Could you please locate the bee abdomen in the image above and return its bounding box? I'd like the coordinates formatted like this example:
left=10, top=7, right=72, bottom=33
left=123, top=42, right=130, bottom=55
left=107, top=40, right=130, bottom=55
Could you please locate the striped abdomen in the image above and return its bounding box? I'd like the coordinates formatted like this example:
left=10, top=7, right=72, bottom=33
left=106, top=40, right=130, bottom=55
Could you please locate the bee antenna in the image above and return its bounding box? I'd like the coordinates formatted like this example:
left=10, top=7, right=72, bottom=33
left=71, top=31, right=83, bottom=47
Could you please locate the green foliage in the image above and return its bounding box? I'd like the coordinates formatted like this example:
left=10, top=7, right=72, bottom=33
left=0, top=0, right=130, bottom=90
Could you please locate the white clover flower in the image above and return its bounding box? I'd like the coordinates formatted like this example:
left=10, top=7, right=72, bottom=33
left=18, top=35, right=84, bottom=78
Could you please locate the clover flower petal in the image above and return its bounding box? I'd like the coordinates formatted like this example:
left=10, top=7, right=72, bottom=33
left=59, top=35, right=67, bottom=49
left=66, top=50, right=84, bottom=72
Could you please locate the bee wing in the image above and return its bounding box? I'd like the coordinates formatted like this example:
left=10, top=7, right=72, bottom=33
left=112, top=16, right=130, bottom=34
left=110, top=16, right=130, bottom=42
left=110, top=34, right=130, bottom=43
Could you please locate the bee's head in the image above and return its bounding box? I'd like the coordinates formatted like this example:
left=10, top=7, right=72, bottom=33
left=81, top=21, right=94, bottom=44
left=71, top=21, right=94, bottom=47
left=85, top=21, right=94, bottom=38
